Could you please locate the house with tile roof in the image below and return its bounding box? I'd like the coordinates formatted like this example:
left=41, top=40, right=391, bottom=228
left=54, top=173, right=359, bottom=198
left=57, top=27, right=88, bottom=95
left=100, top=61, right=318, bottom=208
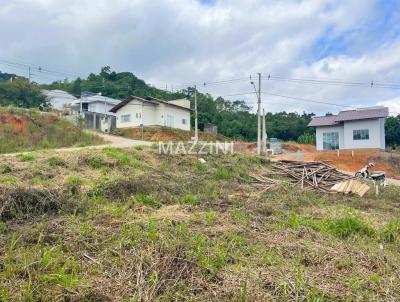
left=308, top=106, right=389, bottom=151
left=110, top=96, right=191, bottom=131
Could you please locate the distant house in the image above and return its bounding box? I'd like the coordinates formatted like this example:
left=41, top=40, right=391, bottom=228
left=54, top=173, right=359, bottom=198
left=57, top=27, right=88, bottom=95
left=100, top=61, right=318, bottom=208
left=42, top=89, right=77, bottom=110
left=110, top=96, right=191, bottom=131
left=70, top=93, right=120, bottom=116
left=308, top=106, right=388, bottom=151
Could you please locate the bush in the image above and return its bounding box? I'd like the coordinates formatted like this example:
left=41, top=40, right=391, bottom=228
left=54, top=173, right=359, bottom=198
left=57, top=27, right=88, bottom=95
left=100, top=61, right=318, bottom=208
left=297, top=132, right=316, bottom=145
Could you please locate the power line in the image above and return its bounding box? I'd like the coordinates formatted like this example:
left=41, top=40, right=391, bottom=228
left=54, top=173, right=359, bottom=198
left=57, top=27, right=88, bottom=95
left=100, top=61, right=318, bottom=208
left=262, top=74, right=400, bottom=90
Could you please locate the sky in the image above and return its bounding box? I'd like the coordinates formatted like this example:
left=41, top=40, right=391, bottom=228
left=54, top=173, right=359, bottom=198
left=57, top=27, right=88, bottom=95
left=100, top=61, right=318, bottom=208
left=1, top=0, right=400, bottom=115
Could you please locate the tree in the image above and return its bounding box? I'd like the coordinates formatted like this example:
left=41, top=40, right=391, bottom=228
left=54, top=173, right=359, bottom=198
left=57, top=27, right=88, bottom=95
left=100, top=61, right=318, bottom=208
left=385, top=115, right=400, bottom=148
left=0, top=78, right=47, bottom=108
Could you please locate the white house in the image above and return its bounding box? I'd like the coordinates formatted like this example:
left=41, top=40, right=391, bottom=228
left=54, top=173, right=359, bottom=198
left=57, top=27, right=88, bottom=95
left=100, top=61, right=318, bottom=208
left=42, top=89, right=77, bottom=110
left=70, top=94, right=120, bottom=116
left=110, top=96, right=191, bottom=131
left=308, top=107, right=388, bottom=151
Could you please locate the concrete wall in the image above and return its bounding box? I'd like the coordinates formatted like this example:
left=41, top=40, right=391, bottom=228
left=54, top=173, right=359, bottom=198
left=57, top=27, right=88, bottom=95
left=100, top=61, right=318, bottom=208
left=315, top=125, right=344, bottom=151
left=315, top=118, right=385, bottom=151
left=342, top=119, right=383, bottom=149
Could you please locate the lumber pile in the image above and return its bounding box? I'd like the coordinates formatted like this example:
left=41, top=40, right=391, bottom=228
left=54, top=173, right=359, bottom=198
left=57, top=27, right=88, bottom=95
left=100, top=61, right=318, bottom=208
left=271, top=160, right=357, bottom=193
left=330, top=180, right=370, bottom=197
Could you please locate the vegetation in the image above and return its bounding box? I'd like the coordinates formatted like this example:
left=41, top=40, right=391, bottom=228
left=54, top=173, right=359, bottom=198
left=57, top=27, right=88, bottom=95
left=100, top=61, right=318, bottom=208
left=113, top=125, right=227, bottom=142
left=0, top=147, right=399, bottom=300
left=385, top=115, right=400, bottom=148
left=0, top=107, right=104, bottom=153
left=41, top=67, right=315, bottom=141
left=0, top=73, right=47, bottom=108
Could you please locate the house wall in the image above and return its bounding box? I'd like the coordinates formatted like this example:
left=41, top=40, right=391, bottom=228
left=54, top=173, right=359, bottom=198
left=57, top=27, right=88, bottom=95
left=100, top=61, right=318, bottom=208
left=315, top=118, right=386, bottom=151
left=88, top=101, right=117, bottom=116
left=163, top=105, right=191, bottom=131
left=115, top=100, right=150, bottom=128
left=115, top=100, right=191, bottom=131
left=315, top=125, right=344, bottom=151
left=342, top=119, right=383, bottom=149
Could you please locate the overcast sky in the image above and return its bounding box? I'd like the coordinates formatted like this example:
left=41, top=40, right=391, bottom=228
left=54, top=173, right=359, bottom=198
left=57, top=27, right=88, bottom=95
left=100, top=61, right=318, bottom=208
left=1, top=0, right=400, bottom=115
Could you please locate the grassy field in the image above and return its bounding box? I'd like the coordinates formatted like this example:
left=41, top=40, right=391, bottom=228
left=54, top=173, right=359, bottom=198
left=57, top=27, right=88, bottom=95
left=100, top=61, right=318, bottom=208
left=0, top=107, right=104, bottom=153
left=0, top=147, right=399, bottom=301
left=112, top=125, right=227, bottom=142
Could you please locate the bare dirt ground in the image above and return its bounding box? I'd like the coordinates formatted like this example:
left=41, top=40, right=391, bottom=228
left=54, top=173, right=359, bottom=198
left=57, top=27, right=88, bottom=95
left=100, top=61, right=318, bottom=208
left=274, top=143, right=400, bottom=181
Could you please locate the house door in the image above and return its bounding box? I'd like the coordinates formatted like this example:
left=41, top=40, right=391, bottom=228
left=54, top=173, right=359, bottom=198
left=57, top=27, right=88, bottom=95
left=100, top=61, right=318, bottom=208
left=166, top=115, right=174, bottom=127
left=323, top=132, right=339, bottom=150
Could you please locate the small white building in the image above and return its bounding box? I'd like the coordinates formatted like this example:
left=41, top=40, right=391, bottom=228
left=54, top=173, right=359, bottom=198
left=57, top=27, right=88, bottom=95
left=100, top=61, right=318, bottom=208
left=70, top=94, right=120, bottom=116
left=42, top=89, right=77, bottom=111
left=308, top=107, right=388, bottom=151
left=110, top=96, right=191, bottom=131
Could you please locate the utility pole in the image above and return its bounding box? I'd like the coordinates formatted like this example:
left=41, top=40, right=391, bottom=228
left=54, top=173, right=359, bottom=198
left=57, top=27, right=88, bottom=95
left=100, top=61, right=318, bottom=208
left=262, top=108, right=267, bottom=153
left=28, top=66, right=32, bottom=82
left=194, top=85, right=198, bottom=141
left=257, top=73, right=261, bottom=155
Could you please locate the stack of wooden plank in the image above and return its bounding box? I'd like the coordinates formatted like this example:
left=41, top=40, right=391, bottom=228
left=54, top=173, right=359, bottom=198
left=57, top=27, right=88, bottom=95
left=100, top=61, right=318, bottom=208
left=272, top=160, right=360, bottom=193
left=330, top=180, right=370, bottom=197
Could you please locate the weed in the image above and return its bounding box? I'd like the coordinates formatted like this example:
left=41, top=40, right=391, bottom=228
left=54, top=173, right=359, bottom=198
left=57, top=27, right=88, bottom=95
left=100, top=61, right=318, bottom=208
left=0, top=176, right=18, bottom=184
left=205, top=210, right=215, bottom=225
left=18, top=153, right=36, bottom=162
left=213, top=166, right=235, bottom=180
left=0, top=164, right=12, bottom=174
left=65, top=175, right=84, bottom=186
left=133, top=193, right=161, bottom=208
left=381, top=220, right=400, bottom=243
left=324, top=213, right=374, bottom=238
left=48, top=156, right=66, bottom=167
left=181, top=194, right=197, bottom=206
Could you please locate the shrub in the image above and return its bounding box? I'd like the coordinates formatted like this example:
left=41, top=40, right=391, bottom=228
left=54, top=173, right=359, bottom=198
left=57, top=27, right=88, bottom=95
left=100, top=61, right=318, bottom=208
left=297, top=132, right=316, bottom=145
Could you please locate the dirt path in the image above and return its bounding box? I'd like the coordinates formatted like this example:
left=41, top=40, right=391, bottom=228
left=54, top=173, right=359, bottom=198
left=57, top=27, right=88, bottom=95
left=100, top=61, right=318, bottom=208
left=0, top=132, right=153, bottom=157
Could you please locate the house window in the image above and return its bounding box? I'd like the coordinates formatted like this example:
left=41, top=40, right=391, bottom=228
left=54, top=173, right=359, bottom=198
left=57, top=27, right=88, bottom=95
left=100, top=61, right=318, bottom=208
left=121, top=114, right=131, bottom=123
left=136, top=113, right=141, bottom=119
left=323, top=132, right=339, bottom=150
left=182, top=118, right=187, bottom=125
left=353, top=129, right=369, bottom=140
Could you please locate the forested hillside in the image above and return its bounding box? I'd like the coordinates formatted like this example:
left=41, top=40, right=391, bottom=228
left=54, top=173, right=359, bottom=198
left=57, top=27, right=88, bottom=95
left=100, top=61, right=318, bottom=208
left=41, top=67, right=314, bottom=141
left=2, top=68, right=400, bottom=145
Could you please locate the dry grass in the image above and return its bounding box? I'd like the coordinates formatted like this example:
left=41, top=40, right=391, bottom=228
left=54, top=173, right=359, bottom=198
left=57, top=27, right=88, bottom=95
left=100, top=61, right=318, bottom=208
left=0, top=147, right=399, bottom=301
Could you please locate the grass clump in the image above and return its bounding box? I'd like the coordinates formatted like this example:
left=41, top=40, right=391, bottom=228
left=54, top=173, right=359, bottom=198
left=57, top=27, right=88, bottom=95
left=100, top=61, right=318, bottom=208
left=0, top=176, right=18, bottom=184
left=133, top=193, right=161, bottom=208
left=48, top=156, right=67, bottom=167
left=324, top=213, right=375, bottom=238
left=181, top=194, right=197, bottom=205
left=381, top=220, right=400, bottom=243
left=0, top=164, right=12, bottom=174
left=18, top=153, right=35, bottom=162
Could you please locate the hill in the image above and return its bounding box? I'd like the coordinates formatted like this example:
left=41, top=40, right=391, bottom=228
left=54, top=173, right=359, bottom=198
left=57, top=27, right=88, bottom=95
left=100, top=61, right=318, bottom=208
left=0, top=107, right=103, bottom=153
left=0, top=147, right=399, bottom=300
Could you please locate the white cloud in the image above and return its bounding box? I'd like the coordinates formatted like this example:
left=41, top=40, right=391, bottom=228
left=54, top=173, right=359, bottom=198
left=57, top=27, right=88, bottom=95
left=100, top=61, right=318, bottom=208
left=0, top=0, right=399, bottom=115
left=377, top=97, right=400, bottom=116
